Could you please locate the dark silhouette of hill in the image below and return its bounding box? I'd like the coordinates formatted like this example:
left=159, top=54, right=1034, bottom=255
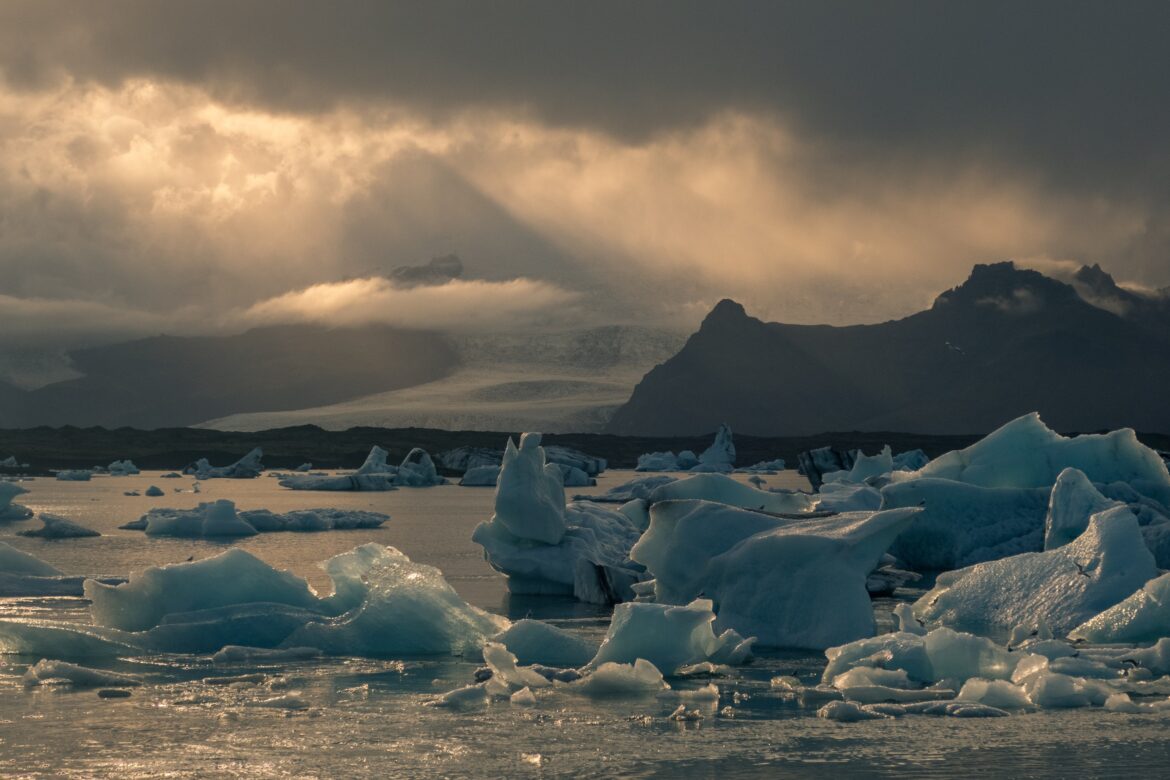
left=607, top=262, right=1170, bottom=435
left=2, top=325, right=457, bottom=429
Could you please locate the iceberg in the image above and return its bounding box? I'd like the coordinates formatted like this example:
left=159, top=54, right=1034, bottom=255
left=439, top=445, right=606, bottom=477
left=471, top=433, right=645, bottom=604
left=1069, top=573, right=1170, bottom=644
left=0, top=482, right=32, bottom=520
left=459, top=465, right=499, bottom=487
left=280, top=446, right=445, bottom=490
left=575, top=475, right=676, bottom=503
left=492, top=619, right=596, bottom=667
left=646, top=473, right=814, bottom=514
left=128, top=500, right=388, bottom=537
left=586, top=599, right=754, bottom=674
left=1044, top=468, right=1123, bottom=550
left=22, top=659, right=141, bottom=688
left=914, top=506, right=1158, bottom=637
left=0, top=541, right=125, bottom=598
left=144, top=485, right=164, bottom=497
left=107, top=460, right=140, bottom=476
left=17, top=514, right=100, bottom=538
left=1, top=543, right=505, bottom=658
left=185, top=447, right=265, bottom=479
left=0, top=456, right=27, bottom=468
left=636, top=451, right=681, bottom=472
left=881, top=479, right=1050, bottom=570
left=797, top=446, right=856, bottom=490
left=694, top=424, right=735, bottom=472
left=567, top=658, right=670, bottom=697
left=895, top=413, right=1170, bottom=503
left=632, top=501, right=920, bottom=648
left=55, top=470, right=92, bottom=481
left=0, top=541, right=64, bottom=578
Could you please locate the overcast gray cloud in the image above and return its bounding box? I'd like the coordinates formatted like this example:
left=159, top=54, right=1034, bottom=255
left=0, top=0, right=1167, bottom=375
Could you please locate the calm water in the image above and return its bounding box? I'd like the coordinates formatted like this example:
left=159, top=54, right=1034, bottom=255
left=1, top=470, right=1168, bottom=778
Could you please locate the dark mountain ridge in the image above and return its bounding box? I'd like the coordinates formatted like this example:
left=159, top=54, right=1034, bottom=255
left=607, top=262, right=1170, bottom=436
left=0, top=325, right=457, bottom=429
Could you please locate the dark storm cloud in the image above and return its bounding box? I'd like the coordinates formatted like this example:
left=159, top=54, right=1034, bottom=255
left=3, top=0, right=1169, bottom=196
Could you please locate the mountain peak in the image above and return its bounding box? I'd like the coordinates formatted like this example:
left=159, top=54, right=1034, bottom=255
left=702, top=299, right=750, bottom=327
left=932, top=261, right=1079, bottom=311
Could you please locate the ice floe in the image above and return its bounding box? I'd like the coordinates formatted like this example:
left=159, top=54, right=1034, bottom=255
left=0, top=544, right=506, bottom=658
left=122, top=499, right=387, bottom=537
left=472, top=433, right=645, bottom=604
left=185, top=448, right=265, bottom=479
left=632, top=501, right=920, bottom=648
left=0, top=482, right=32, bottom=520
left=914, top=506, right=1158, bottom=637
left=17, top=514, right=100, bottom=538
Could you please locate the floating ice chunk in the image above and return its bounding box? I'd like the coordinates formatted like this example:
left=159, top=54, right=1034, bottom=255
left=55, top=470, right=92, bottom=481
left=736, top=459, right=786, bottom=474
left=1020, top=671, right=1111, bottom=709
left=0, top=456, right=27, bottom=468
left=580, top=475, right=676, bottom=503
left=107, top=460, right=140, bottom=476
left=586, top=599, right=754, bottom=674
left=694, top=424, right=736, bottom=472
left=636, top=452, right=680, bottom=472
left=568, top=658, right=669, bottom=697
left=144, top=485, right=164, bottom=497
left=397, top=448, right=444, bottom=487
left=1069, top=572, right=1170, bottom=644
left=823, top=627, right=1012, bottom=686
left=492, top=619, right=596, bottom=667
left=893, top=450, right=930, bottom=472
left=554, top=464, right=594, bottom=487
left=634, top=502, right=920, bottom=648
left=253, top=693, right=310, bottom=710
left=0, top=542, right=63, bottom=577
left=459, top=465, right=500, bottom=487
left=896, top=413, right=1170, bottom=502
left=646, top=473, right=813, bottom=514
left=482, top=642, right=551, bottom=690
left=0, top=482, right=32, bottom=520
left=135, top=501, right=387, bottom=537
left=510, top=686, right=537, bottom=706
left=143, top=499, right=258, bottom=537
left=473, top=433, right=644, bottom=604
left=893, top=604, right=927, bottom=636
left=817, top=700, right=890, bottom=721
left=186, top=448, right=265, bottom=479
left=955, top=679, right=1032, bottom=709
left=240, top=508, right=387, bottom=532
left=22, top=659, right=141, bottom=688
left=915, top=506, right=1159, bottom=637
left=283, top=545, right=508, bottom=657
left=847, top=446, right=893, bottom=483
left=493, top=434, right=566, bottom=545
left=87, top=549, right=322, bottom=632
left=432, top=682, right=491, bottom=708
left=1044, top=468, right=1122, bottom=550
left=1102, top=692, right=1170, bottom=713
left=17, top=514, right=100, bottom=538
left=8, top=544, right=502, bottom=659
left=882, top=479, right=1049, bottom=570
left=211, top=645, right=323, bottom=664
left=816, top=482, right=883, bottom=512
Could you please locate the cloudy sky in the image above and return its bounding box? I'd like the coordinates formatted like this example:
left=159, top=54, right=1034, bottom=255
left=2, top=1, right=1168, bottom=377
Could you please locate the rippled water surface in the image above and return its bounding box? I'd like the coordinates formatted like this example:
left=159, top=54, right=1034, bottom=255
left=2, top=470, right=1168, bottom=778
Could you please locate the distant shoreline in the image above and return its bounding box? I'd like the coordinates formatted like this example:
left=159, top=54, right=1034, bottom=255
left=1, top=425, right=1167, bottom=474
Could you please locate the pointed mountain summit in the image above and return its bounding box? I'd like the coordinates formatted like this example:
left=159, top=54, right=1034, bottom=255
left=607, top=263, right=1170, bottom=436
